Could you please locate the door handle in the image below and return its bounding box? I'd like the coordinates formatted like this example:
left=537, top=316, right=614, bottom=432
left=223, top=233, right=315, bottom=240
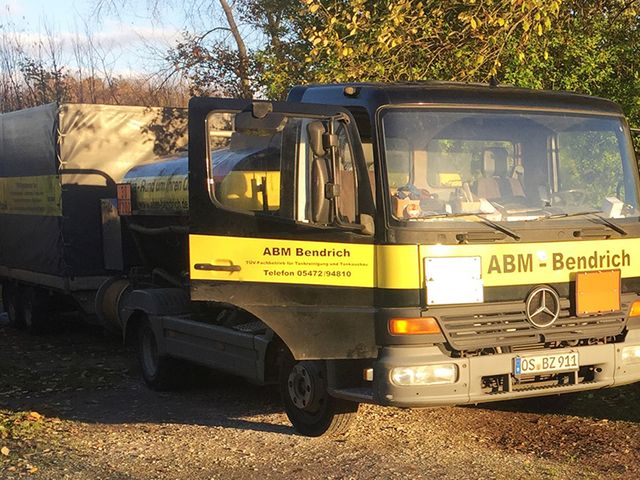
left=194, top=263, right=241, bottom=272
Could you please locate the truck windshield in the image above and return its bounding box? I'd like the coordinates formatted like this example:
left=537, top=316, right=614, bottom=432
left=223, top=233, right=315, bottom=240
left=381, top=108, right=639, bottom=223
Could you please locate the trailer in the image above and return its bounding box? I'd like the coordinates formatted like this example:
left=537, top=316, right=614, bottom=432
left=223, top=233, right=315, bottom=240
left=4, top=83, right=640, bottom=437
left=0, top=103, right=187, bottom=331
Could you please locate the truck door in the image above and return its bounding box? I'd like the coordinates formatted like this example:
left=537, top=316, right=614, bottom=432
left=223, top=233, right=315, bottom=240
left=187, top=98, right=378, bottom=359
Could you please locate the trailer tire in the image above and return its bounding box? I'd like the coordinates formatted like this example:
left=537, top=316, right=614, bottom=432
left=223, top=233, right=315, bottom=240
left=22, top=287, right=51, bottom=334
left=279, top=352, right=358, bottom=437
left=2, top=284, right=25, bottom=329
left=137, top=317, right=185, bottom=391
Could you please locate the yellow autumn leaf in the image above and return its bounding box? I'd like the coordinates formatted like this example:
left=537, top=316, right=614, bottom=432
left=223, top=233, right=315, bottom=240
left=309, top=4, right=320, bottom=13
left=27, top=411, right=43, bottom=421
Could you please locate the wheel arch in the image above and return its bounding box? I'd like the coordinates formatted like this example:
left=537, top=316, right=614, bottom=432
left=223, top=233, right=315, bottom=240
left=120, top=287, right=189, bottom=348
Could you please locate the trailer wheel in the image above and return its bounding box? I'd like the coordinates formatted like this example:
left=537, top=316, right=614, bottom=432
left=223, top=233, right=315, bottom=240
left=137, top=317, right=184, bottom=391
left=279, top=353, right=359, bottom=437
left=22, top=287, right=51, bottom=334
left=2, top=284, right=25, bottom=329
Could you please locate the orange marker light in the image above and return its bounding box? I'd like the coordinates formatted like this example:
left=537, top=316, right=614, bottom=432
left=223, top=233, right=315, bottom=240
left=629, top=300, right=640, bottom=317
left=389, top=317, right=441, bottom=335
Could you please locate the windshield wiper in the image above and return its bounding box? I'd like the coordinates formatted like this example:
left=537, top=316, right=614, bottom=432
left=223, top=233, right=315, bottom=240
left=591, top=213, right=628, bottom=236
left=420, top=212, right=521, bottom=241
left=544, top=210, right=628, bottom=236
left=543, top=210, right=602, bottom=219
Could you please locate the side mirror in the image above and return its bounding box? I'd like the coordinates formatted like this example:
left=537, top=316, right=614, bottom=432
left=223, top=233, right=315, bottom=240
left=311, top=157, right=330, bottom=223
left=307, top=121, right=326, bottom=157
left=360, top=213, right=375, bottom=235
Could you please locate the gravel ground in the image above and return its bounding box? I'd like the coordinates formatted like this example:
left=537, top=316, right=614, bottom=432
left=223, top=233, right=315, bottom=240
left=1, top=314, right=640, bottom=479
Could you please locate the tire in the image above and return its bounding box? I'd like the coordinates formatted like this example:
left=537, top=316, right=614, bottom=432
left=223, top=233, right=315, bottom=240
left=279, top=352, right=359, bottom=437
left=22, top=286, right=51, bottom=334
left=2, top=283, right=25, bottom=329
left=137, top=317, right=185, bottom=391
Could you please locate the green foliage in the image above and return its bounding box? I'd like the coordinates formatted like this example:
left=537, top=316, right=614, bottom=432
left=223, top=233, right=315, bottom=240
left=263, top=0, right=637, bottom=124
left=168, top=0, right=640, bottom=124
left=500, top=1, right=640, bottom=125
left=299, top=0, right=561, bottom=83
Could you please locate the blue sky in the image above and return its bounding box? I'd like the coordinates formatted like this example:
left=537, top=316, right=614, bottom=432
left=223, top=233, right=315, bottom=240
left=0, top=0, right=189, bottom=75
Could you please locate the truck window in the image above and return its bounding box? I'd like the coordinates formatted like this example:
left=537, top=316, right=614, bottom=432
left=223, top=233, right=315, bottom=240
left=295, top=118, right=360, bottom=225
left=207, top=111, right=289, bottom=217
left=381, top=108, right=639, bottom=222
left=335, top=121, right=358, bottom=224
left=557, top=130, right=624, bottom=207
left=207, top=112, right=360, bottom=225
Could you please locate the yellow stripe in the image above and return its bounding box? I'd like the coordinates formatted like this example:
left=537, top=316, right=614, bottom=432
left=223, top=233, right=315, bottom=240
left=124, top=175, right=188, bottom=212
left=189, top=235, right=375, bottom=288
left=0, top=175, right=62, bottom=216
left=420, top=238, right=640, bottom=287
left=190, top=235, right=640, bottom=290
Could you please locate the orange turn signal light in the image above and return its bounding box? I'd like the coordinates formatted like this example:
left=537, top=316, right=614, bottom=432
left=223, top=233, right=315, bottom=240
left=389, top=317, right=441, bottom=335
left=629, top=300, right=640, bottom=317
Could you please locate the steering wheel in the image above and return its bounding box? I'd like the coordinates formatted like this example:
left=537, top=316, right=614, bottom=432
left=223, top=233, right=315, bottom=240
left=551, top=189, right=587, bottom=207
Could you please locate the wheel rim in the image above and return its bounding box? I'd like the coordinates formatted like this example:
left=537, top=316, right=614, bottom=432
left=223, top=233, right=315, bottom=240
left=141, top=327, right=159, bottom=376
left=287, top=362, right=326, bottom=413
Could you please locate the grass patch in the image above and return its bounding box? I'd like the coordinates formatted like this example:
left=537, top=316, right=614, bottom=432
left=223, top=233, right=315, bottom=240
left=0, top=410, right=50, bottom=475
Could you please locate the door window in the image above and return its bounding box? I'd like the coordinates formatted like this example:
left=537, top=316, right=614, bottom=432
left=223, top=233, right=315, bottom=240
left=206, top=110, right=361, bottom=226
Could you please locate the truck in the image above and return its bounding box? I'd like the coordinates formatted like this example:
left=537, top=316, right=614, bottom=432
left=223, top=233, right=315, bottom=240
left=2, top=83, right=640, bottom=437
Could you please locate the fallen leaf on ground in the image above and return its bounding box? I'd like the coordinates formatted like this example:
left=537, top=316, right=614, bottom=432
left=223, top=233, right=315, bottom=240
left=27, top=412, right=43, bottom=421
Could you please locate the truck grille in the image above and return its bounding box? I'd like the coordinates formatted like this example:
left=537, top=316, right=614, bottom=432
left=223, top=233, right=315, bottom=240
left=437, top=298, right=630, bottom=351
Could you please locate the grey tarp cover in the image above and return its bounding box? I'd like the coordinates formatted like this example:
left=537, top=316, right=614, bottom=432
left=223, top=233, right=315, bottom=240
left=0, top=103, right=187, bottom=277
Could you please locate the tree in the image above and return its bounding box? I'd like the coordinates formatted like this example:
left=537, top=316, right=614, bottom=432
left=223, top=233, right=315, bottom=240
left=299, top=0, right=562, bottom=83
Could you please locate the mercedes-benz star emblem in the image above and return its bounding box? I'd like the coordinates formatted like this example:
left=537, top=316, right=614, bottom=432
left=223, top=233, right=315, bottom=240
left=525, top=286, right=561, bottom=328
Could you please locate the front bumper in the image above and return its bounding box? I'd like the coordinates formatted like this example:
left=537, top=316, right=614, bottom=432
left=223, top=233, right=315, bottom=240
left=369, top=330, right=640, bottom=408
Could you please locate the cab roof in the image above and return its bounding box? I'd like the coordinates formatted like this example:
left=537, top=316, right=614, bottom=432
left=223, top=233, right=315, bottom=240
left=288, top=82, right=624, bottom=116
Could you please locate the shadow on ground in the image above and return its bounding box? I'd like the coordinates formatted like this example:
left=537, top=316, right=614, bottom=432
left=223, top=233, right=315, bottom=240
left=0, top=314, right=292, bottom=436
left=2, top=311, right=640, bottom=436
left=476, top=383, right=640, bottom=423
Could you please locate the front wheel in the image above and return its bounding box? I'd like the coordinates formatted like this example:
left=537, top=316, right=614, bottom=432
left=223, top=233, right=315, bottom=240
left=279, top=353, right=359, bottom=437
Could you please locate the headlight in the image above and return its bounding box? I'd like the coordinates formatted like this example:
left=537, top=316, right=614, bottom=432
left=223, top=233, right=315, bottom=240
left=622, top=345, right=640, bottom=365
left=390, top=364, right=458, bottom=386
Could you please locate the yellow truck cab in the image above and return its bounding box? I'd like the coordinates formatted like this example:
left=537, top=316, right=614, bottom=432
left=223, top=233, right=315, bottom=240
left=181, top=83, right=640, bottom=434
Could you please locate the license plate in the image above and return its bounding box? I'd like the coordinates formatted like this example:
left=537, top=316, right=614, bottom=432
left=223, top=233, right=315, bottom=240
left=513, top=351, right=579, bottom=376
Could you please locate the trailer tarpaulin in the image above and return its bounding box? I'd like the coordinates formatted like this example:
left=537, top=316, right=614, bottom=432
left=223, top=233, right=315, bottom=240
left=0, top=103, right=187, bottom=278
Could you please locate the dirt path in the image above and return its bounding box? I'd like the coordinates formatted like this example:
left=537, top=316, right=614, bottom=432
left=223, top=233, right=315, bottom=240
left=1, top=315, right=639, bottom=479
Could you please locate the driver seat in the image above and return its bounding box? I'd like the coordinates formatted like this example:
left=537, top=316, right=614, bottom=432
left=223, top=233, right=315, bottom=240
left=475, top=147, right=525, bottom=200
left=475, top=148, right=503, bottom=200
